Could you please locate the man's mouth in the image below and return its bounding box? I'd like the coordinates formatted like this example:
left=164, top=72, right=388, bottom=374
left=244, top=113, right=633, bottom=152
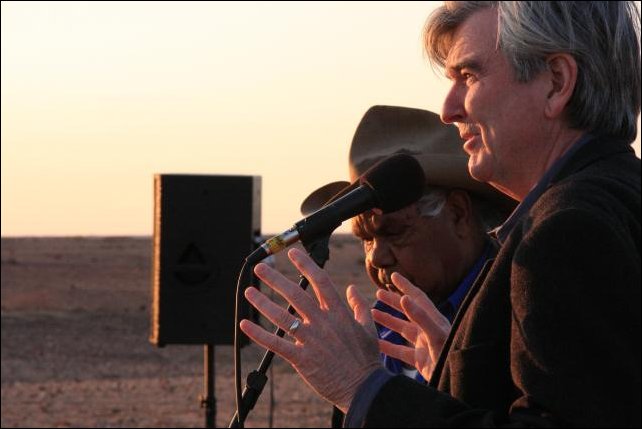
left=384, top=283, right=402, bottom=294
left=461, top=132, right=480, bottom=154
left=379, top=271, right=403, bottom=294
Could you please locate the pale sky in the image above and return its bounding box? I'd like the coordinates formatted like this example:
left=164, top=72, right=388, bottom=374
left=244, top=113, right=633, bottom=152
left=2, top=1, right=640, bottom=236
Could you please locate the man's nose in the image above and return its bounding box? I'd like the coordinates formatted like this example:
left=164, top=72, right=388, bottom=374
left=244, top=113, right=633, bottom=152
left=441, top=83, right=466, bottom=124
left=368, top=239, right=395, bottom=269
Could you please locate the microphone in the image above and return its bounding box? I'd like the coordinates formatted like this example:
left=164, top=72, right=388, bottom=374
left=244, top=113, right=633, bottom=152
left=247, top=153, right=425, bottom=263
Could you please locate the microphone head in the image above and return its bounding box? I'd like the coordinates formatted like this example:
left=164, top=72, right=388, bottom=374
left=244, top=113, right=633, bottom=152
left=360, top=153, right=425, bottom=213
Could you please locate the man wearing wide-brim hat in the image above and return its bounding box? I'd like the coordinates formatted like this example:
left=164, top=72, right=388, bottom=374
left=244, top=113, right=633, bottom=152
left=300, top=105, right=516, bottom=426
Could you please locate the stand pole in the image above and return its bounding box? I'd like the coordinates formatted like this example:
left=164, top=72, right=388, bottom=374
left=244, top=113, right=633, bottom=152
left=202, top=343, right=217, bottom=428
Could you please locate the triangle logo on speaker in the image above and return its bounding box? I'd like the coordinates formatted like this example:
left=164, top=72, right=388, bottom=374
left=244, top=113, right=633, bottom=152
left=174, top=243, right=211, bottom=286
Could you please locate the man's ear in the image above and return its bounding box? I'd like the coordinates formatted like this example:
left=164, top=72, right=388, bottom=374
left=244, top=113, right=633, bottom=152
left=444, top=190, right=473, bottom=239
left=544, top=53, right=578, bottom=119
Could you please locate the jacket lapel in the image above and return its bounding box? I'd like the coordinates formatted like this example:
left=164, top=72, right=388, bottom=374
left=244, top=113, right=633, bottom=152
left=429, top=256, right=496, bottom=387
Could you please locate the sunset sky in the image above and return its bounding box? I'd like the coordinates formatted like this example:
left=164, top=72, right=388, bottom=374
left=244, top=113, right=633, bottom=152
left=2, top=1, right=640, bottom=236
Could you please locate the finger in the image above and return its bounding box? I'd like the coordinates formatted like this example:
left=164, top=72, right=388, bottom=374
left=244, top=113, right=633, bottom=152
left=400, top=295, right=450, bottom=345
left=371, top=308, right=418, bottom=344
left=347, top=285, right=376, bottom=334
left=377, top=340, right=416, bottom=368
left=390, top=272, right=428, bottom=299
left=288, top=248, right=343, bottom=310
left=253, top=262, right=319, bottom=320
left=244, top=287, right=307, bottom=340
left=240, top=319, right=298, bottom=364
left=375, top=288, right=404, bottom=314
left=392, top=273, right=450, bottom=331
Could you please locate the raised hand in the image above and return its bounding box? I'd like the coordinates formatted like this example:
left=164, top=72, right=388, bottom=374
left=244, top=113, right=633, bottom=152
left=372, top=272, right=451, bottom=381
left=239, top=248, right=382, bottom=413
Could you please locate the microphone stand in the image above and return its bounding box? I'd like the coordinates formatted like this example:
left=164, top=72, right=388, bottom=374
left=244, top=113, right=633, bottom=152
left=227, top=235, right=331, bottom=428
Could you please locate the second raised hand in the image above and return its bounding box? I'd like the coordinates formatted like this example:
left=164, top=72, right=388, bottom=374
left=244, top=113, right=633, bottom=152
left=372, top=272, right=451, bottom=381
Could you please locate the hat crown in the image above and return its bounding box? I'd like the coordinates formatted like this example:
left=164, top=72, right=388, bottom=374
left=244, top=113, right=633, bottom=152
left=349, top=105, right=463, bottom=180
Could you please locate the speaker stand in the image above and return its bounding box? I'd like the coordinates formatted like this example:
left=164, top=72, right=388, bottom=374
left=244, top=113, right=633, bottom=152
left=201, top=343, right=217, bottom=427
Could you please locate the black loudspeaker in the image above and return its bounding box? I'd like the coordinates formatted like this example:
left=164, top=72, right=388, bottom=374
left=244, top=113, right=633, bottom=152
left=150, top=174, right=261, bottom=346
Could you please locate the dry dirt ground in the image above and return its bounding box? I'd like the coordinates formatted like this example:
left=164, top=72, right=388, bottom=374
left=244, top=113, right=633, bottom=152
left=1, top=236, right=372, bottom=428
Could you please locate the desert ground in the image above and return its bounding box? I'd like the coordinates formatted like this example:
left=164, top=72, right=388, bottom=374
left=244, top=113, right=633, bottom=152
left=1, top=235, right=373, bottom=428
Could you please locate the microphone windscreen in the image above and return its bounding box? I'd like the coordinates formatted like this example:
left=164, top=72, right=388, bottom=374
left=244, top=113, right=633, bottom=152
left=360, top=153, right=425, bottom=213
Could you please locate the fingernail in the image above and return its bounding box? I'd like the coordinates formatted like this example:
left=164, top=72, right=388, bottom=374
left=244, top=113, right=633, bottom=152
left=254, top=263, right=268, bottom=275
left=244, top=286, right=257, bottom=298
left=288, top=248, right=302, bottom=261
left=400, top=295, right=415, bottom=308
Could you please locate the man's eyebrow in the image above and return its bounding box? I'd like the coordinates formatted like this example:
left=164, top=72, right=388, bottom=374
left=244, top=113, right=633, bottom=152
left=352, top=216, right=393, bottom=238
left=446, top=58, right=484, bottom=76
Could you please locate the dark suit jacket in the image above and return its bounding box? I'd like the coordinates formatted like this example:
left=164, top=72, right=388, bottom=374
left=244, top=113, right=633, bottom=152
left=362, top=136, right=641, bottom=427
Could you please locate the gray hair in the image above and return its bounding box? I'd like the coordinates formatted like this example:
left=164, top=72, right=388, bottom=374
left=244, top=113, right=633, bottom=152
left=416, top=189, right=449, bottom=217
left=424, top=1, right=641, bottom=142
left=418, top=188, right=506, bottom=233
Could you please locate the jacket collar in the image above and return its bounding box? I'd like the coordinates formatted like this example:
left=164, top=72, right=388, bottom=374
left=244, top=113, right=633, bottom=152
left=494, top=135, right=634, bottom=244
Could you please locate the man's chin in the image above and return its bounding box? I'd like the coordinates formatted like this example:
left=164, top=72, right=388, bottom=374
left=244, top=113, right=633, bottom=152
left=467, top=158, right=491, bottom=183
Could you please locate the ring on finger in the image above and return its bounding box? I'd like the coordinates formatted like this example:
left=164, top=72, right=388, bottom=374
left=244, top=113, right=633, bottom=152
left=287, top=318, right=302, bottom=336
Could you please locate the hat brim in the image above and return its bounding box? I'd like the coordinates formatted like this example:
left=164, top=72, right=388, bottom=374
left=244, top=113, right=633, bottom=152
left=416, top=154, right=517, bottom=212
left=300, top=181, right=353, bottom=216
left=301, top=154, right=516, bottom=217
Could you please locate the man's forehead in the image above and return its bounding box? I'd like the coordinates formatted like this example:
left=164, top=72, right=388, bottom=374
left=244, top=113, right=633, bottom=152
left=352, top=205, right=419, bottom=234
left=445, top=7, right=499, bottom=71
left=352, top=210, right=383, bottom=233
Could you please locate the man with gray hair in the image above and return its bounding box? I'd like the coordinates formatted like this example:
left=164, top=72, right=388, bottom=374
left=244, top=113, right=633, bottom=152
left=239, top=2, right=641, bottom=427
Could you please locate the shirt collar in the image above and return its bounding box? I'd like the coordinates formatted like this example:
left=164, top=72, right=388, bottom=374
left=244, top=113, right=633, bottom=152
left=493, top=134, right=594, bottom=244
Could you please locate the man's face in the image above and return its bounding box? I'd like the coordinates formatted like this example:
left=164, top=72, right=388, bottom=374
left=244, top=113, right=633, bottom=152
left=352, top=203, right=463, bottom=304
left=440, top=8, right=550, bottom=199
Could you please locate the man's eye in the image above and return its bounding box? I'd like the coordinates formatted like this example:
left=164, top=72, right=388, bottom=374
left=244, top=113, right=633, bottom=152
left=462, top=72, right=477, bottom=84
left=361, top=238, right=373, bottom=250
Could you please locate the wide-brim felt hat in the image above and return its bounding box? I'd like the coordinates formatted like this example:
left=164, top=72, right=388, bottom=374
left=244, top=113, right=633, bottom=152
left=300, top=105, right=516, bottom=216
